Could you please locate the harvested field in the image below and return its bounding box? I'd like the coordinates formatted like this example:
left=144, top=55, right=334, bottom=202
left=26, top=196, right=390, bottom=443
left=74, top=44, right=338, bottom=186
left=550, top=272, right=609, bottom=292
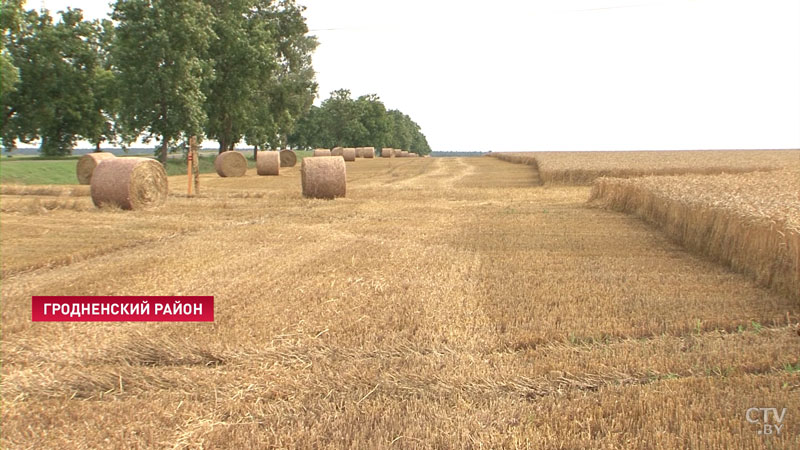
left=0, top=185, right=91, bottom=197
left=590, top=169, right=800, bottom=302
left=493, top=150, right=800, bottom=184
left=1, top=156, right=798, bottom=449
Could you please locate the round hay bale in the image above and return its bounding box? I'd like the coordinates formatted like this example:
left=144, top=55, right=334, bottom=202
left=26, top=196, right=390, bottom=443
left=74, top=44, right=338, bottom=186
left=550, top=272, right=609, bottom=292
left=314, top=149, right=332, bottom=157
left=301, top=156, right=346, bottom=199
left=76, top=152, right=116, bottom=185
left=354, top=147, right=363, bottom=158
left=90, top=158, right=168, bottom=210
left=280, top=150, right=297, bottom=167
left=257, top=151, right=280, bottom=176
left=214, top=151, right=248, bottom=177
left=381, top=148, right=394, bottom=158
left=362, top=147, right=375, bottom=159
left=330, top=147, right=343, bottom=157
left=400, top=151, right=410, bottom=158
left=342, top=148, right=356, bottom=162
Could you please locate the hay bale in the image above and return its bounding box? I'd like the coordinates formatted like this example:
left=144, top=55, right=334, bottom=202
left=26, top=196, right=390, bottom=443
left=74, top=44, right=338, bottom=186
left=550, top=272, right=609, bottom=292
left=280, top=150, right=297, bottom=167
left=314, top=149, right=332, bottom=157
left=354, top=147, right=363, bottom=158
left=400, top=151, right=410, bottom=158
left=301, top=156, right=346, bottom=199
left=90, top=158, right=168, bottom=210
left=76, top=152, right=116, bottom=185
left=381, top=148, right=394, bottom=158
left=330, top=147, right=343, bottom=157
left=214, top=151, right=248, bottom=177
left=257, top=151, right=280, bottom=176
left=362, top=147, right=375, bottom=159
left=343, top=148, right=356, bottom=162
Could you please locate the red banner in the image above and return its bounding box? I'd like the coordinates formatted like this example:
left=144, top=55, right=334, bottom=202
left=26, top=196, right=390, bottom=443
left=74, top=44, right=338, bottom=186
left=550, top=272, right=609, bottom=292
left=31, top=296, right=214, bottom=322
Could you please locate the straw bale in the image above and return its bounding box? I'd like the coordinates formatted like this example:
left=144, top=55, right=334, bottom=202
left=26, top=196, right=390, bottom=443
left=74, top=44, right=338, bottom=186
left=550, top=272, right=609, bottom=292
left=76, top=152, right=116, bottom=185
left=90, top=158, right=168, bottom=210
left=214, top=151, right=248, bottom=177
left=301, top=156, right=346, bottom=199
left=257, top=151, right=280, bottom=176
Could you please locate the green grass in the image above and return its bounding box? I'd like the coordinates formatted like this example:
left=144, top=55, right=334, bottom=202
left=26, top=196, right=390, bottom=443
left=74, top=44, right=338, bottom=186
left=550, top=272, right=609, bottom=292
left=0, top=151, right=313, bottom=185
left=0, top=159, right=80, bottom=185
left=163, top=154, right=223, bottom=177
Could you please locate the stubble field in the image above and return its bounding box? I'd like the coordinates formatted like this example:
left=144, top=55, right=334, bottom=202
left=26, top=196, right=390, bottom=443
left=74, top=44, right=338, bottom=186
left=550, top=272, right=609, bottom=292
left=1, top=155, right=798, bottom=449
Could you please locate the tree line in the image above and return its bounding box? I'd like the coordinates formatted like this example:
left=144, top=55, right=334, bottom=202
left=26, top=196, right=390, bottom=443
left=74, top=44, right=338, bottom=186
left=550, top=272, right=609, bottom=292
left=289, top=89, right=431, bottom=155
left=2, top=0, right=321, bottom=162
left=0, top=0, right=432, bottom=162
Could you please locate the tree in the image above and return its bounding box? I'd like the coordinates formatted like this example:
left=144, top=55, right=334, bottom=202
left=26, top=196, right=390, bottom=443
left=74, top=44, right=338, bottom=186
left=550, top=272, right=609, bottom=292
left=85, top=19, right=120, bottom=151
left=1, top=0, right=23, bottom=151
left=386, top=109, right=412, bottom=151
left=2, top=8, right=110, bottom=156
left=386, top=109, right=431, bottom=155
left=319, top=89, right=366, bottom=147
left=259, top=0, right=317, bottom=149
left=203, top=0, right=275, bottom=154
left=288, top=90, right=431, bottom=153
left=288, top=104, right=322, bottom=149
left=355, top=94, right=391, bottom=149
left=112, top=0, right=215, bottom=164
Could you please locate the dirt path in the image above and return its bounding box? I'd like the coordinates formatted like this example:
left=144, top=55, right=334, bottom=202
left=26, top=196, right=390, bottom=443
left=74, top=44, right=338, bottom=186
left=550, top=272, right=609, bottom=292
left=2, top=158, right=797, bottom=449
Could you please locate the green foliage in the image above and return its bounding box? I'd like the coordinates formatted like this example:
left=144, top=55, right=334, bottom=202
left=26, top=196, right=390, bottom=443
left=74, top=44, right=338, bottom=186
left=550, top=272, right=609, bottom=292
left=203, top=0, right=274, bottom=152
left=111, top=0, right=215, bottom=163
left=2, top=0, right=318, bottom=159
left=202, top=0, right=317, bottom=152
left=246, top=0, right=317, bottom=150
left=289, top=90, right=431, bottom=154
left=0, top=51, right=17, bottom=98
left=3, top=8, right=111, bottom=156
left=0, top=0, right=22, bottom=103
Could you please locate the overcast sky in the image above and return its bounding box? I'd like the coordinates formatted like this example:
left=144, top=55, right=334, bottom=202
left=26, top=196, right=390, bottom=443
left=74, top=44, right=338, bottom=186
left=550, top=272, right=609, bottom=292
left=24, top=0, right=800, bottom=151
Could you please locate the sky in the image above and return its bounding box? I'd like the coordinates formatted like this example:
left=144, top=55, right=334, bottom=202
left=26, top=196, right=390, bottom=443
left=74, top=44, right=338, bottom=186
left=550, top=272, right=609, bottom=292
left=23, top=0, right=800, bottom=152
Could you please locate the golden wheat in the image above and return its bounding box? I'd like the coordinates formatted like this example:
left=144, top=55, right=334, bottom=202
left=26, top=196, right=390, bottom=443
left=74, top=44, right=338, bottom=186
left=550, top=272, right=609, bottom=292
left=590, top=169, right=800, bottom=301
left=493, top=150, right=800, bottom=184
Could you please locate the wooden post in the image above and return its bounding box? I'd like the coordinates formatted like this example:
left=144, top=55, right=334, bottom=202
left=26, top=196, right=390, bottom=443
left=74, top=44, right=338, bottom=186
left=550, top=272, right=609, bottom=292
left=187, top=138, right=194, bottom=196
left=192, top=137, right=200, bottom=195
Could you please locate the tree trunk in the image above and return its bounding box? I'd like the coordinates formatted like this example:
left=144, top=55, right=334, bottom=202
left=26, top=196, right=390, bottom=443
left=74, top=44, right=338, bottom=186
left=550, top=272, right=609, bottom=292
left=159, top=102, right=169, bottom=164
left=219, top=140, right=226, bottom=154
left=253, top=144, right=259, bottom=162
left=95, top=141, right=101, bottom=152
left=161, top=139, right=168, bottom=165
